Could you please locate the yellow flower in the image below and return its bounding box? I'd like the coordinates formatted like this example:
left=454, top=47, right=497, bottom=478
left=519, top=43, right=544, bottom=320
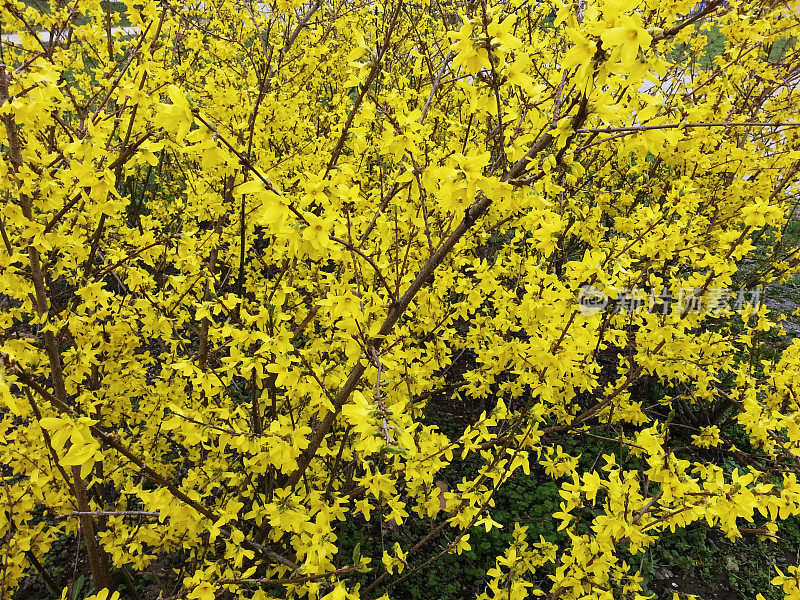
left=450, top=21, right=491, bottom=74
left=563, top=28, right=597, bottom=70
left=600, top=15, right=653, bottom=68
left=692, top=425, right=722, bottom=448
left=488, top=16, right=522, bottom=52
left=456, top=150, right=491, bottom=179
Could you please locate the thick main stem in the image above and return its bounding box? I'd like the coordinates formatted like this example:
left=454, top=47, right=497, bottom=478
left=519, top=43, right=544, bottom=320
left=1, top=65, right=112, bottom=592
left=71, top=466, right=111, bottom=591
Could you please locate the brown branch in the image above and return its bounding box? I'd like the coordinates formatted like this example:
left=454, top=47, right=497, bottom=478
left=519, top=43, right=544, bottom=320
left=576, top=121, right=800, bottom=151
left=578, top=121, right=800, bottom=134
left=324, top=0, right=403, bottom=176
left=71, top=465, right=111, bottom=591
left=191, top=111, right=307, bottom=224
left=660, top=0, right=726, bottom=40
left=329, top=235, right=396, bottom=302
left=56, top=511, right=160, bottom=519
left=216, top=564, right=362, bottom=587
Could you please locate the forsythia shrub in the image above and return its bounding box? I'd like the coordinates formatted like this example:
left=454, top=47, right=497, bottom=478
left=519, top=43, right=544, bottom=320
left=1, top=0, right=800, bottom=598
